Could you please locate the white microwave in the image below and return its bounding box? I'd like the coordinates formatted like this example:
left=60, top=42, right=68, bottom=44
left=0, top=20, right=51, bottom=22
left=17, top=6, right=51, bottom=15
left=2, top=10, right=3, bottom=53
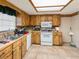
left=41, top=22, right=52, bottom=28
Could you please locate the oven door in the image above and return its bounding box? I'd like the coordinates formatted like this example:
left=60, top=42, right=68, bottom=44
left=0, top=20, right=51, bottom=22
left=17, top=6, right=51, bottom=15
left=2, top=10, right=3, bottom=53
left=41, top=31, right=53, bottom=45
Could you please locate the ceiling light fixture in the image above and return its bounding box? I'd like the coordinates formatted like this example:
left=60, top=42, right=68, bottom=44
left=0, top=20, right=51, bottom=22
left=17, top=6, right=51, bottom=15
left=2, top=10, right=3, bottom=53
left=29, top=0, right=73, bottom=12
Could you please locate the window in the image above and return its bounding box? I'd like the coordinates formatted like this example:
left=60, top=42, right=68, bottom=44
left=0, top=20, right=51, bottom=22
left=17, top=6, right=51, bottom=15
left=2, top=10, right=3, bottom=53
left=0, top=13, right=16, bottom=31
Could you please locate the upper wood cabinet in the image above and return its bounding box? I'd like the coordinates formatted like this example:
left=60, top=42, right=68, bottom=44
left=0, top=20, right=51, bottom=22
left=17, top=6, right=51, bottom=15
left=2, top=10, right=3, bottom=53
left=30, top=15, right=53, bottom=26
left=22, top=14, right=30, bottom=26
left=16, top=12, right=30, bottom=26
left=30, top=15, right=40, bottom=26
left=40, top=16, right=47, bottom=22
left=35, top=16, right=41, bottom=25
left=52, top=15, right=61, bottom=26
left=47, top=16, right=53, bottom=23
left=40, top=15, right=53, bottom=22
left=30, top=15, right=61, bottom=26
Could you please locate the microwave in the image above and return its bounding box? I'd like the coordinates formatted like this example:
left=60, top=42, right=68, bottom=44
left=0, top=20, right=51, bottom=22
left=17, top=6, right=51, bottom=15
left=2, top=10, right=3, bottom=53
left=41, top=22, right=52, bottom=28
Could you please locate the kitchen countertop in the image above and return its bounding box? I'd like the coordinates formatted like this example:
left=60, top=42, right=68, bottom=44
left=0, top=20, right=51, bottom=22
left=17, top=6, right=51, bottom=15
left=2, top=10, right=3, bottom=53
left=0, top=43, right=5, bottom=47
left=0, top=34, right=27, bottom=50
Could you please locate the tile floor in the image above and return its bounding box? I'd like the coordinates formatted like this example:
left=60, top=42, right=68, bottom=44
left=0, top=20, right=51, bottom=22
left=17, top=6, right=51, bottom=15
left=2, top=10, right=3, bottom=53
left=23, top=45, right=79, bottom=59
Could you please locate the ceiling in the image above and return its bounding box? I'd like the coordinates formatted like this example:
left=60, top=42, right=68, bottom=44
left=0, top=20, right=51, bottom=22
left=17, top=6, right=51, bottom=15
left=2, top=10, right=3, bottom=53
left=7, top=0, right=79, bottom=15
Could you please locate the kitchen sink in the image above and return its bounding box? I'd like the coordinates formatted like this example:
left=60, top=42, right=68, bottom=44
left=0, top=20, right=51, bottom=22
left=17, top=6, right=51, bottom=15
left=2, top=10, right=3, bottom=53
left=0, top=34, right=23, bottom=45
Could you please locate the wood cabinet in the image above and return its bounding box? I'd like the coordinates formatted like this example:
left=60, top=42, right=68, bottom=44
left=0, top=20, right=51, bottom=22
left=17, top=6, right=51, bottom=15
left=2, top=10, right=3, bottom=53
left=40, top=15, right=53, bottom=22
left=13, top=39, right=22, bottom=59
left=13, top=35, right=27, bottom=59
left=16, top=12, right=30, bottom=26
left=22, top=36, right=27, bottom=57
left=40, top=16, right=47, bottom=22
left=0, top=45, right=12, bottom=59
left=22, top=13, right=30, bottom=26
left=47, top=16, right=53, bottom=22
left=52, top=15, right=61, bottom=26
left=0, top=35, right=27, bottom=59
left=53, top=32, right=62, bottom=46
left=30, top=15, right=40, bottom=26
left=32, top=31, right=40, bottom=44
left=35, top=16, right=41, bottom=25
left=30, top=16, right=35, bottom=26
left=30, top=15, right=53, bottom=25
left=30, top=15, right=61, bottom=26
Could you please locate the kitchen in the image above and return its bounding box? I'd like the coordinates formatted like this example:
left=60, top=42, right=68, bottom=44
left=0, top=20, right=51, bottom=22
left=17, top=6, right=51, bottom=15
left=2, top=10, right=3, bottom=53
left=0, top=0, right=79, bottom=59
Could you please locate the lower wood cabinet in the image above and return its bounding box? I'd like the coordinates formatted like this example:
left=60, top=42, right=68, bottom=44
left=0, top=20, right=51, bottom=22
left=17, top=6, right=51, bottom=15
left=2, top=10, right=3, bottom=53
left=13, top=35, right=27, bottom=59
left=6, top=55, right=12, bottom=59
left=0, top=35, right=27, bottom=59
left=0, top=45, right=12, bottom=59
left=13, top=40, right=22, bottom=59
left=32, top=31, right=40, bottom=44
left=53, top=32, right=62, bottom=46
left=22, top=36, right=27, bottom=57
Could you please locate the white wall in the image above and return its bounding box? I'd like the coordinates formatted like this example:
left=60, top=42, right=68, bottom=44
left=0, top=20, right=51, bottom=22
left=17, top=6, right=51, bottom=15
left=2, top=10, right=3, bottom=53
left=60, top=14, right=79, bottom=48
left=60, top=17, right=72, bottom=42
left=71, top=14, right=79, bottom=48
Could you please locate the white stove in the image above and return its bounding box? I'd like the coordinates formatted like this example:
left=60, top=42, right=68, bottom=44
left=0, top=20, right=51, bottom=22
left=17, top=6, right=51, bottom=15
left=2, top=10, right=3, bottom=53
left=41, top=22, right=53, bottom=46
left=41, top=31, right=53, bottom=45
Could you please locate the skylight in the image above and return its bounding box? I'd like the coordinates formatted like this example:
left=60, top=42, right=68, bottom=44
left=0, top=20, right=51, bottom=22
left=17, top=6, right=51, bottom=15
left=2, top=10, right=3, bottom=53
left=30, top=0, right=73, bottom=12
left=36, top=7, right=64, bottom=12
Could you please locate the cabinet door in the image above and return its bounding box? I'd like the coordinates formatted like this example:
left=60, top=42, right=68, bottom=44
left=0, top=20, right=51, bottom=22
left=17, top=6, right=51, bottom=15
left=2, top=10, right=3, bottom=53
left=40, top=16, right=47, bottom=22
left=22, top=14, right=30, bottom=26
left=13, top=41, right=22, bottom=59
left=53, top=35, right=60, bottom=45
left=13, top=49, right=18, bottom=59
left=13, top=47, right=21, bottom=59
left=53, top=15, right=61, bottom=26
left=30, top=16, right=40, bottom=26
left=47, top=16, right=53, bottom=22
left=53, top=32, right=62, bottom=46
left=31, top=31, right=36, bottom=44
left=22, top=36, right=27, bottom=57
left=16, top=12, right=29, bottom=26
left=32, top=31, right=40, bottom=44
left=0, top=45, right=12, bottom=59
left=25, top=15, right=30, bottom=26
left=30, top=16, right=36, bottom=26
left=35, top=16, right=41, bottom=25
